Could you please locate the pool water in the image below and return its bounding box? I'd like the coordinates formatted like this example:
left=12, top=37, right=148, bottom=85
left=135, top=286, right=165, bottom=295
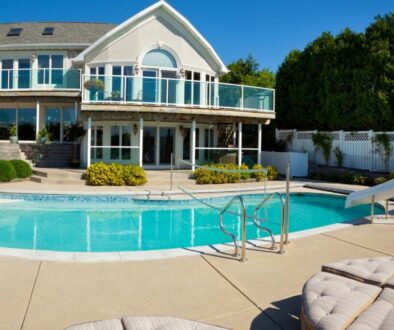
left=0, top=193, right=382, bottom=253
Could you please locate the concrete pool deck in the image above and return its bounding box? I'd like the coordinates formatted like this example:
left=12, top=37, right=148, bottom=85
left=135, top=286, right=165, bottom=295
left=0, top=176, right=393, bottom=329
left=0, top=223, right=392, bottom=330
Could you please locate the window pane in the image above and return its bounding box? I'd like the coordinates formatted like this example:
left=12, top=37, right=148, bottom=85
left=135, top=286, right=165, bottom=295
left=143, top=127, right=156, bottom=165
left=112, top=66, right=121, bottom=75
left=111, top=126, right=120, bottom=160
left=182, top=128, right=190, bottom=160
left=160, top=128, right=174, bottom=164
left=2, top=59, right=13, bottom=89
left=51, top=55, right=63, bottom=69
left=18, top=108, right=36, bottom=140
left=98, top=67, right=105, bottom=75
left=0, top=108, right=16, bottom=140
left=112, top=67, right=122, bottom=100
left=96, top=127, right=103, bottom=160
left=124, top=66, right=133, bottom=76
left=121, top=126, right=131, bottom=160
left=18, top=59, right=31, bottom=88
left=90, top=67, right=97, bottom=75
left=63, top=108, right=77, bottom=142
left=45, top=108, right=61, bottom=141
left=38, top=55, right=50, bottom=84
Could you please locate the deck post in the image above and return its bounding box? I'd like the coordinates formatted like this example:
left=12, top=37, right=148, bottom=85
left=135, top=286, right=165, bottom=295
left=35, top=99, right=40, bottom=139
left=139, top=117, right=144, bottom=167
left=191, top=120, right=196, bottom=171
left=87, top=117, right=92, bottom=168
left=258, top=123, right=262, bottom=165
left=238, top=122, right=243, bottom=166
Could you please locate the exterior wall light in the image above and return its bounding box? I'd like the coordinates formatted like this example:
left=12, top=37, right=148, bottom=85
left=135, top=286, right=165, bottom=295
left=133, top=123, right=139, bottom=135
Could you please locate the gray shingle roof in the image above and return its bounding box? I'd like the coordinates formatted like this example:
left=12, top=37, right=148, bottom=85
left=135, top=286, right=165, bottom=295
left=0, top=22, right=116, bottom=46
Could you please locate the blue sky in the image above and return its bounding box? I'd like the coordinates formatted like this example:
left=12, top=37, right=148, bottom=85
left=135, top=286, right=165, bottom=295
left=0, top=0, right=392, bottom=71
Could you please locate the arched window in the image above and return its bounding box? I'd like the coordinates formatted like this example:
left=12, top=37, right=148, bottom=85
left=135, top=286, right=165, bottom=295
left=142, top=49, right=177, bottom=68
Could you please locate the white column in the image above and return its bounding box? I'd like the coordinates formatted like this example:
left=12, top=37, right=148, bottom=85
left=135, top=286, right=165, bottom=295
left=191, top=120, right=196, bottom=171
left=35, top=99, right=40, bottom=139
left=238, top=122, right=243, bottom=166
left=87, top=117, right=92, bottom=168
left=258, top=123, right=262, bottom=165
left=139, top=117, right=144, bottom=167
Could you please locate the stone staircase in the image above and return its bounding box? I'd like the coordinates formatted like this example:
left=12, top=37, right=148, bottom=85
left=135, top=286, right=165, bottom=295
left=30, top=168, right=86, bottom=185
left=0, top=143, right=33, bottom=166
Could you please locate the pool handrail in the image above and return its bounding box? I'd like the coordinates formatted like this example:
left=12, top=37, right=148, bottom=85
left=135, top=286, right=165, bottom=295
left=218, top=195, right=247, bottom=262
left=253, top=192, right=287, bottom=254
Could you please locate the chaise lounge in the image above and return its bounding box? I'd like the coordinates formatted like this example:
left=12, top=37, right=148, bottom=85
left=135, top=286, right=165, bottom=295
left=301, top=257, right=394, bottom=330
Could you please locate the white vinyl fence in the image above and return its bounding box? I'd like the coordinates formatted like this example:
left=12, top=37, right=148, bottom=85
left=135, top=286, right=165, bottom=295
left=276, top=129, right=394, bottom=173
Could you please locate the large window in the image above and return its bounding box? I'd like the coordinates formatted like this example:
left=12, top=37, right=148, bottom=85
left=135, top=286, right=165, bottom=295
left=89, top=66, right=105, bottom=101
left=112, top=66, right=133, bottom=101
left=38, top=55, right=63, bottom=85
left=1, top=60, right=13, bottom=89
left=0, top=109, right=16, bottom=140
left=18, top=108, right=36, bottom=141
left=18, top=59, right=31, bottom=89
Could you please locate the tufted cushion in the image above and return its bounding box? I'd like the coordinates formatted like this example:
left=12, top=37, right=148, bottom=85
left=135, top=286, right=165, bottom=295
left=386, top=276, right=394, bottom=290
left=121, top=316, right=228, bottom=330
left=302, top=272, right=382, bottom=330
left=65, top=319, right=124, bottom=330
left=348, top=288, right=394, bottom=330
left=322, top=257, right=394, bottom=287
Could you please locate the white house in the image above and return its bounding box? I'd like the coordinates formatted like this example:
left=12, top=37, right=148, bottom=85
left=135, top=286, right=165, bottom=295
left=0, top=1, right=275, bottom=169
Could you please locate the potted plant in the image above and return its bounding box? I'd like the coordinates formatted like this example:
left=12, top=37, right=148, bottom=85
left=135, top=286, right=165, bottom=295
left=8, top=123, right=18, bottom=144
left=37, top=127, right=50, bottom=144
left=84, top=79, right=105, bottom=93
left=64, top=122, right=86, bottom=168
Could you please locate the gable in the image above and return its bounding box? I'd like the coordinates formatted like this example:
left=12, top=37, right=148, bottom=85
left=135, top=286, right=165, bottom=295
left=75, top=1, right=228, bottom=75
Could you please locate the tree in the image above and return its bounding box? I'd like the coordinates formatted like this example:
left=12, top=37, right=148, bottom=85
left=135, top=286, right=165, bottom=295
left=275, top=13, right=394, bottom=131
left=221, top=55, right=275, bottom=88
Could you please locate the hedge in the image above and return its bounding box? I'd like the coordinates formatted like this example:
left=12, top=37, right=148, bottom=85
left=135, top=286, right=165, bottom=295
left=86, top=163, right=147, bottom=186
left=9, top=160, right=32, bottom=178
left=194, top=163, right=278, bottom=184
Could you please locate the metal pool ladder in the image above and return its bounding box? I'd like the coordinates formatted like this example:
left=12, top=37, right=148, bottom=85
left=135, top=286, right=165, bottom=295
left=219, top=195, right=247, bottom=262
left=253, top=192, right=287, bottom=254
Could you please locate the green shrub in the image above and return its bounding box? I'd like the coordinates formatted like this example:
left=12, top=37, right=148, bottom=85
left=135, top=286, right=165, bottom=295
left=123, top=165, right=147, bottom=186
left=352, top=175, right=368, bottom=185
left=253, top=164, right=267, bottom=181
left=389, top=172, right=394, bottom=180
left=375, top=176, right=387, bottom=185
left=267, top=166, right=278, bottom=180
left=0, top=160, right=17, bottom=182
left=240, top=164, right=251, bottom=180
left=9, top=160, right=32, bottom=178
left=87, top=163, right=147, bottom=186
left=194, top=164, right=241, bottom=184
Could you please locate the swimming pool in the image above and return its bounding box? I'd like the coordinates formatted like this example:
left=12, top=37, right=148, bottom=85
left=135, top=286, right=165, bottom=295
left=0, top=193, right=383, bottom=253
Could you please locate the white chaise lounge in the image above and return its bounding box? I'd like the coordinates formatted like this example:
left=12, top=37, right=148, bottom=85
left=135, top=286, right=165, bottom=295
left=301, top=257, right=394, bottom=330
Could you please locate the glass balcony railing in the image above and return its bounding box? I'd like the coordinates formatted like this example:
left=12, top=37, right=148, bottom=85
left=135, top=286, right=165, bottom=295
left=0, top=69, right=81, bottom=91
left=82, top=75, right=275, bottom=112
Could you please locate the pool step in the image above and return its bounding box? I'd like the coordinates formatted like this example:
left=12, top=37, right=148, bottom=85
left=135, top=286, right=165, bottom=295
left=30, top=168, right=86, bottom=185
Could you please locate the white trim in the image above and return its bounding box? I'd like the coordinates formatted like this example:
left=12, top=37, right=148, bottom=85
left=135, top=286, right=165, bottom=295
left=0, top=43, right=90, bottom=51
left=73, top=1, right=228, bottom=74
left=238, top=122, right=243, bottom=166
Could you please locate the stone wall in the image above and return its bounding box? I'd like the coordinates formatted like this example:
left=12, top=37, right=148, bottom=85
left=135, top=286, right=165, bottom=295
left=20, top=143, right=80, bottom=168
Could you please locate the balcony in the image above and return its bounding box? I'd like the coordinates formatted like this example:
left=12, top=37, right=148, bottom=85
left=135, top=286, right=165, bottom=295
left=0, top=69, right=81, bottom=91
left=82, top=75, right=275, bottom=113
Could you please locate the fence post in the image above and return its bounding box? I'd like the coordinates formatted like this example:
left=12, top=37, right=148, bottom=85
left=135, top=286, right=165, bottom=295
left=369, top=130, right=374, bottom=172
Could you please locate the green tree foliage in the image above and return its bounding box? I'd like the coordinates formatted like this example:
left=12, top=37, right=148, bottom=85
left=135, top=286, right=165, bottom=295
left=221, top=55, right=275, bottom=88
left=275, top=13, right=394, bottom=130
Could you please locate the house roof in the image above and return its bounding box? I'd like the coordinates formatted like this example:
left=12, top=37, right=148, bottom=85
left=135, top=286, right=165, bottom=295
left=74, top=1, right=229, bottom=74
left=0, top=22, right=116, bottom=49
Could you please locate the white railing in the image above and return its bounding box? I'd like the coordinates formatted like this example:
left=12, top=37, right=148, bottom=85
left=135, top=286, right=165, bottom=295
left=276, top=129, right=394, bottom=172
left=81, top=74, right=275, bottom=113
left=0, top=68, right=81, bottom=91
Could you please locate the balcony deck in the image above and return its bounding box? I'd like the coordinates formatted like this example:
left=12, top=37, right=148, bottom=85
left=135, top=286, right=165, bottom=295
left=81, top=75, right=275, bottom=120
